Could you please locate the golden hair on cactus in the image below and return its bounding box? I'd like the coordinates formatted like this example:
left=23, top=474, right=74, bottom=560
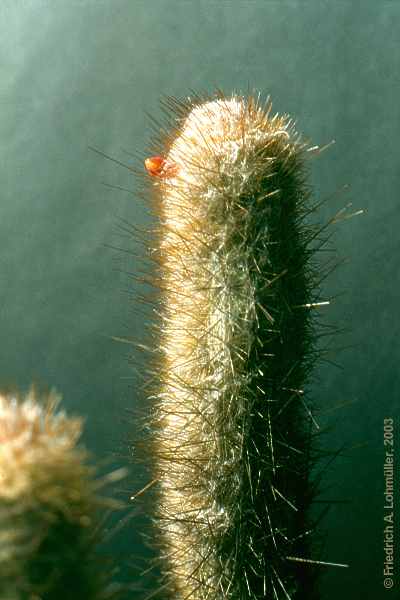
left=137, top=90, right=352, bottom=600
left=0, top=387, right=120, bottom=600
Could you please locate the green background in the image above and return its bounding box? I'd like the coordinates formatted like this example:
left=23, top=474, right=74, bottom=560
left=0, top=1, right=398, bottom=598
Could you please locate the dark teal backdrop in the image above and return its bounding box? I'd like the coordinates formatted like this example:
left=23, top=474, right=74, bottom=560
left=0, top=2, right=398, bottom=599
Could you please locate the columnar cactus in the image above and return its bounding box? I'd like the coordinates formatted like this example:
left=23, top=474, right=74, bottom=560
left=141, top=91, right=346, bottom=600
left=0, top=388, right=115, bottom=600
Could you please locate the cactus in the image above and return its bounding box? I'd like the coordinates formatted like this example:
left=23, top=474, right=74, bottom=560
left=0, top=387, right=121, bottom=600
left=138, top=91, right=352, bottom=600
